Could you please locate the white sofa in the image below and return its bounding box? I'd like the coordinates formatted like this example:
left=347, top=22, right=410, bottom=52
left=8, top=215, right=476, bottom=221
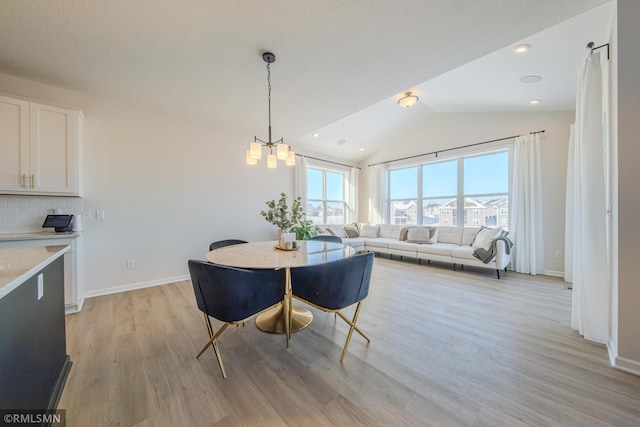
left=317, top=224, right=511, bottom=278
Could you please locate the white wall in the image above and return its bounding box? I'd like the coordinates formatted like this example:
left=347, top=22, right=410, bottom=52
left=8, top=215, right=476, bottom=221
left=358, top=111, right=574, bottom=275
left=615, top=0, right=640, bottom=372
left=0, top=73, right=295, bottom=295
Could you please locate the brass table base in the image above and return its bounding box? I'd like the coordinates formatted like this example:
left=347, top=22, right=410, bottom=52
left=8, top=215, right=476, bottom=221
left=256, top=303, right=313, bottom=334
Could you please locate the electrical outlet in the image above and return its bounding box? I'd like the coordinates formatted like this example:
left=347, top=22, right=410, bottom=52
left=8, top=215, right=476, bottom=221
left=82, top=210, right=92, bottom=220
left=127, top=259, right=136, bottom=269
left=96, top=210, right=105, bottom=220
left=555, top=250, right=562, bottom=258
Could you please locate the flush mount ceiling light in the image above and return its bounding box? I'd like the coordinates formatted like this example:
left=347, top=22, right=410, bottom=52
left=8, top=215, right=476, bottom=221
left=514, top=44, right=531, bottom=53
left=398, top=91, right=419, bottom=108
left=530, top=99, right=541, bottom=105
left=520, top=75, right=542, bottom=84
left=312, top=132, right=319, bottom=138
left=246, top=52, right=295, bottom=168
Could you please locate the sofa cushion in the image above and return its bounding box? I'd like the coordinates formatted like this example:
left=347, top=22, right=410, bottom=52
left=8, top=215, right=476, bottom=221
left=378, top=224, right=401, bottom=239
left=462, top=228, right=480, bottom=246
left=416, top=243, right=459, bottom=256
left=360, top=224, right=379, bottom=238
left=365, top=237, right=397, bottom=249
left=436, top=226, right=463, bottom=245
left=388, top=241, right=420, bottom=252
left=343, top=237, right=366, bottom=248
left=326, top=224, right=348, bottom=238
left=451, top=246, right=478, bottom=260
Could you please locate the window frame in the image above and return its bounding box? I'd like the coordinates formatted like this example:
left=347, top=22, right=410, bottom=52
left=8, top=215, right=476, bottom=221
left=306, top=164, right=349, bottom=225
left=386, top=147, right=511, bottom=228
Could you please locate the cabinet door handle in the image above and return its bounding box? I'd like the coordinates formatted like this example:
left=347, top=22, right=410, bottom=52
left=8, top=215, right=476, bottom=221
left=22, top=174, right=26, bottom=188
left=31, top=174, right=35, bottom=189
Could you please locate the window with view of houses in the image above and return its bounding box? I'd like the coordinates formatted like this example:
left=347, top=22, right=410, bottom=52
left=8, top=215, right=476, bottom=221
left=387, top=150, right=509, bottom=229
left=306, top=167, right=347, bottom=225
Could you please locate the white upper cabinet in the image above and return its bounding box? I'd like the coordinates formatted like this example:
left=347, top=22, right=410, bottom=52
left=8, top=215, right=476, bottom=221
left=0, top=94, right=83, bottom=196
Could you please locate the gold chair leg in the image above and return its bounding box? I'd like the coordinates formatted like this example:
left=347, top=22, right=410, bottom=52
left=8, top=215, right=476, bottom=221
left=212, top=341, right=227, bottom=379
left=196, top=322, right=230, bottom=378
left=336, top=310, right=370, bottom=342
left=340, top=301, right=366, bottom=362
left=204, top=313, right=214, bottom=338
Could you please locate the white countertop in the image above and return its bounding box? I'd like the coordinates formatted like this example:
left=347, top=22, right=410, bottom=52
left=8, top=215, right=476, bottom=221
left=0, top=245, right=70, bottom=299
left=0, top=232, right=80, bottom=242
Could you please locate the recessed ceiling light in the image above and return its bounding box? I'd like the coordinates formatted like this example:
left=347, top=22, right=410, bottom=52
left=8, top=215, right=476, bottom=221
left=359, top=147, right=365, bottom=151
left=515, top=44, right=531, bottom=53
left=336, top=139, right=346, bottom=146
left=312, top=132, right=319, bottom=138
left=530, top=99, right=541, bottom=105
left=520, top=75, right=542, bottom=84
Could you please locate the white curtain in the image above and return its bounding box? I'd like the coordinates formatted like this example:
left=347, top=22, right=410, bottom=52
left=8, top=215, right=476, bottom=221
left=294, top=155, right=308, bottom=216
left=346, top=167, right=359, bottom=224
left=369, top=164, right=387, bottom=224
left=510, top=133, right=545, bottom=275
left=566, top=49, right=610, bottom=344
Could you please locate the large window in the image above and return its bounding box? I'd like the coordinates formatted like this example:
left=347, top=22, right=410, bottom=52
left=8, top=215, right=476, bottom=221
left=307, top=167, right=347, bottom=224
left=387, top=150, right=509, bottom=228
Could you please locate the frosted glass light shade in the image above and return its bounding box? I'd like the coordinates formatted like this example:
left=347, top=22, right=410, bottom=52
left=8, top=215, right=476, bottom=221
left=398, top=91, right=418, bottom=108
left=286, top=150, right=296, bottom=166
left=250, top=142, right=262, bottom=159
left=267, top=153, right=277, bottom=168
left=277, top=143, right=289, bottom=160
left=246, top=150, right=257, bottom=165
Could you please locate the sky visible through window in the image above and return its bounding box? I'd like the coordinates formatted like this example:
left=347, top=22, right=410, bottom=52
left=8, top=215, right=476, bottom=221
left=390, top=152, right=508, bottom=198
left=308, top=169, right=344, bottom=200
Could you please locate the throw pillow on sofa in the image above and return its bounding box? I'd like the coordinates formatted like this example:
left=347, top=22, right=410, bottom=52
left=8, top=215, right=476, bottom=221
left=471, top=226, right=502, bottom=250
left=406, top=227, right=437, bottom=244
left=360, top=224, right=379, bottom=238
left=399, top=227, right=413, bottom=241
left=343, top=225, right=359, bottom=238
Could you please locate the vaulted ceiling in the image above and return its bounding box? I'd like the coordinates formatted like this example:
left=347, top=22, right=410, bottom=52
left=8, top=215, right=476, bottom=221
left=0, top=0, right=611, bottom=162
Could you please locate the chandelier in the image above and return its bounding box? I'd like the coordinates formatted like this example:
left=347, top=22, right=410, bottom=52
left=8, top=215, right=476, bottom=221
left=246, top=52, right=295, bottom=168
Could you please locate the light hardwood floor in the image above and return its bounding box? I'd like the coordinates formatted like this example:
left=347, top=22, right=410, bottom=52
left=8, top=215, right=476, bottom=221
left=58, top=257, right=640, bottom=426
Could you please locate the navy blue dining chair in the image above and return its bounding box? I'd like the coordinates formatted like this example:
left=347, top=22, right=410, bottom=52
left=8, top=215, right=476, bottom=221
left=309, top=235, right=342, bottom=244
left=209, top=239, right=248, bottom=251
left=188, top=259, right=285, bottom=378
left=289, top=252, right=374, bottom=362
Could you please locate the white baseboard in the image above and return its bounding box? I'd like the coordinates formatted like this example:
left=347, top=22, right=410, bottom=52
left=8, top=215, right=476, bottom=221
left=83, top=274, right=190, bottom=299
left=544, top=269, right=564, bottom=278
left=607, top=338, right=640, bottom=376
left=614, top=355, right=640, bottom=376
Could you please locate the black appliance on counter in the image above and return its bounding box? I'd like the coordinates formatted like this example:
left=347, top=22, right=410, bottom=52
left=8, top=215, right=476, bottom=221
left=42, top=214, right=74, bottom=233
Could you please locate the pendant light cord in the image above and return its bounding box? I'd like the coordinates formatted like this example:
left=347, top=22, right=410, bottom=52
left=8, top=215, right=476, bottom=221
left=267, top=62, right=272, bottom=143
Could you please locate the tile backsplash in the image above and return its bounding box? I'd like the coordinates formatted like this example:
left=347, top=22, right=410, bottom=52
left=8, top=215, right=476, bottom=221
left=0, top=195, right=84, bottom=234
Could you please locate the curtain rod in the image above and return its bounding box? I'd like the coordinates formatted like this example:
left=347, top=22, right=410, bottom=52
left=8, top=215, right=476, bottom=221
left=367, top=130, right=545, bottom=167
left=296, top=153, right=361, bottom=170
left=588, top=41, right=610, bottom=60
